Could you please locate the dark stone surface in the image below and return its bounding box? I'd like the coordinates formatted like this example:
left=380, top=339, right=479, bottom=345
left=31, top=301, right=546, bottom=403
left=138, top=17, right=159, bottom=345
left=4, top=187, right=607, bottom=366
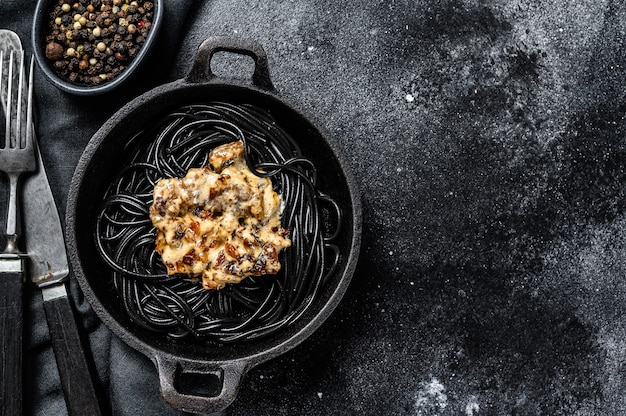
left=3, top=0, right=626, bottom=414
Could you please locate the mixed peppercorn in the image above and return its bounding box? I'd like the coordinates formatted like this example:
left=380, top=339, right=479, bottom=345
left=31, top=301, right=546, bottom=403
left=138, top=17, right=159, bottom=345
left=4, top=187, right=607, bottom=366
left=44, top=0, right=154, bottom=86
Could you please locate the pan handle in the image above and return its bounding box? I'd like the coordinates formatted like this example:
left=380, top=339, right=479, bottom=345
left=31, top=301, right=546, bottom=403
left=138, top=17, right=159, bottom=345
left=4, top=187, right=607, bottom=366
left=186, top=35, right=274, bottom=91
left=155, top=355, right=248, bottom=414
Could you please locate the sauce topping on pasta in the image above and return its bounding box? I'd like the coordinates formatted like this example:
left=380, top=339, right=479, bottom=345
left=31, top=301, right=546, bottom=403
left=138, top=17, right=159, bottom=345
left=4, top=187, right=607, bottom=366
left=149, top=141, right=291, bottom=290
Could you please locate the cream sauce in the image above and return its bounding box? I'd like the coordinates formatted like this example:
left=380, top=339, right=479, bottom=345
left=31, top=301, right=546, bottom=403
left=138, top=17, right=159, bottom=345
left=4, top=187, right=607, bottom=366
left=149, top=141, right=291, bottom=290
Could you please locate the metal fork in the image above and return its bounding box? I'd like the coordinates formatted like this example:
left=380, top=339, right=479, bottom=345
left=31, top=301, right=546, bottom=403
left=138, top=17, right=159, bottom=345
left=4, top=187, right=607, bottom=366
left=0, top=50, right=36, bottom=416
left=1, top=50, right=36, bottom=251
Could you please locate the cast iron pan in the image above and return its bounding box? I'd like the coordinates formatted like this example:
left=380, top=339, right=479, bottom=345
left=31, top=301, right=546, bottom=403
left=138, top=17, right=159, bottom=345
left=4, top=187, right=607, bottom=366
left=66, top=36, right=362, bottom=414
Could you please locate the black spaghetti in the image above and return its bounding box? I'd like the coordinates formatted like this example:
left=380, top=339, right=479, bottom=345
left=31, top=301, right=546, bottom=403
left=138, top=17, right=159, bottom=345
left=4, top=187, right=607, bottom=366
left=94, top=102, right=343, bottom=343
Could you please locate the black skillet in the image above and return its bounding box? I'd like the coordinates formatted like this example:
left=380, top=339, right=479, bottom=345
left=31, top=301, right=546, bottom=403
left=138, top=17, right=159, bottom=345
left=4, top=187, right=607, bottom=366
left=66, top=36, right=362, bottom=414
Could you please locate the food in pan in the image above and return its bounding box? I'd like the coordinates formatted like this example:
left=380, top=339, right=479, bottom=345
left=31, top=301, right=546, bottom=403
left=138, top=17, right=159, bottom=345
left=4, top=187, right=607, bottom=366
left=95, top=102, right=343, bottom=342
left=149, top=140, right=292, bottom=290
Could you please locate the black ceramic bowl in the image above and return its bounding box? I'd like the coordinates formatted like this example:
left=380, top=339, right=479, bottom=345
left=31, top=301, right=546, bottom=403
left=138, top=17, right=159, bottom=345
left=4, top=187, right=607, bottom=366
left=66, top=36, right=362, bottom=413
left=32, top=0, right=163, bottom=96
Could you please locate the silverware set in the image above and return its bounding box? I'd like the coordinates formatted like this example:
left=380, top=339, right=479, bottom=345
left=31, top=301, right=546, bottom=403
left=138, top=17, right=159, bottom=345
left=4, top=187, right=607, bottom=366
left=0, top=32, right=101, bottom=416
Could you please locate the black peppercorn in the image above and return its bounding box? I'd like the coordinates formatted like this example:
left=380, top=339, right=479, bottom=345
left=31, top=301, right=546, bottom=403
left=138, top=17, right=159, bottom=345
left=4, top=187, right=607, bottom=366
left=53, top=60, right=66, bottom=71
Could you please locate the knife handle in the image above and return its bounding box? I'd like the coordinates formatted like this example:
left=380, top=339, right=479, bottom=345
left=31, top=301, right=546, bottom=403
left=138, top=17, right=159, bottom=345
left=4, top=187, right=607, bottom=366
left=0, top=271, right=23, bottom=416
left=43, top=286, right=103, bottom=416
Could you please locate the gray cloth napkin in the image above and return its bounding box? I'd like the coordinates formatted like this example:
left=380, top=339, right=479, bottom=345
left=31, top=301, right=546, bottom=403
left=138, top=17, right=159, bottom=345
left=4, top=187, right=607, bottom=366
left=0, top=1, right=197, bottom=415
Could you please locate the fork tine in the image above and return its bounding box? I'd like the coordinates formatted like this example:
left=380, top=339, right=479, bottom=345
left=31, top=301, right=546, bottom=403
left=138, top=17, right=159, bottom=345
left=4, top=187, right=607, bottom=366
left=25, top=55, right=34, bottom=150
left=0, top=50, right=3, bottom=113
left=5, top=50, right=12, bottom=145
left=0, top=50, right=3, bottom=149
left=15, top=51, right=24, bottom=149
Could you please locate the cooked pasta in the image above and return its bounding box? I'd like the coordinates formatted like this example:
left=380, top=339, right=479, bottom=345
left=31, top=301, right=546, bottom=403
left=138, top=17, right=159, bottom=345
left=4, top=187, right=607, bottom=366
left=94, top=101, right=342, bottom=342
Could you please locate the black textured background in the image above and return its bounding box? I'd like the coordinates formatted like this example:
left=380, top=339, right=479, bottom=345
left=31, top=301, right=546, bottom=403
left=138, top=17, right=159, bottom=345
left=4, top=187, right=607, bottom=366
left=3, top=0, right=626, bottom=414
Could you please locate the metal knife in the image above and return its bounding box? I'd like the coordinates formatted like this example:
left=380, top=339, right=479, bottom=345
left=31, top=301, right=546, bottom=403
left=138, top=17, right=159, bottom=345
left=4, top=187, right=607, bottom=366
left=0, top=29, right=102, bottom=416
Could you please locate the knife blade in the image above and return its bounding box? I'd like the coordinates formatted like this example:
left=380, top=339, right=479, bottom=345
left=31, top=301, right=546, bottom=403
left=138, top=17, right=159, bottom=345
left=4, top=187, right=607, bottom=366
left=0, top=29, right=102, bottom=416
